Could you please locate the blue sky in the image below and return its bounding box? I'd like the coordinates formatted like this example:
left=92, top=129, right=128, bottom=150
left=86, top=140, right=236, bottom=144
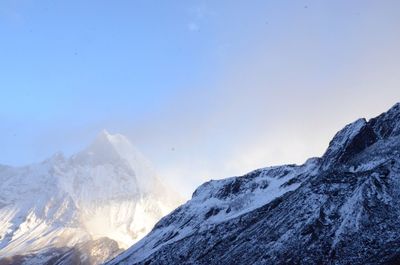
left=1, top=1, right=215, bottom=120
left=1, top=0, right=219, bottom=161
left=1, top=1, right=400, bottom=196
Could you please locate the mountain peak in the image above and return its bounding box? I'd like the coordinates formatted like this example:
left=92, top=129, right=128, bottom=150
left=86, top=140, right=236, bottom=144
left=388, top=102, right=400, bottom=113
left=72, top=131, right=122, bottom=166
left=321, top=102, right=400, bottom=168
left=369, top=102, right=400, bottom=139
left=0, top=129, right=181, bottom=263
left=92, top=129, right=123, bottom=148
left=72, top=130, right=159, bottom=193
left=78, top=130, right=138, bottom=163
left=321, top=118, right=377, bottom=168
left=97, top=129, right=112, bottom=140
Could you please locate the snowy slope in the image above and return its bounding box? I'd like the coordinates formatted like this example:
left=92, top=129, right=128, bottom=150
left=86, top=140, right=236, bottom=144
left=108, top=103, right=400, bottom=265
left=109, top=158, right=321, bottom=264
left=0, top=131, right=180, bottom=265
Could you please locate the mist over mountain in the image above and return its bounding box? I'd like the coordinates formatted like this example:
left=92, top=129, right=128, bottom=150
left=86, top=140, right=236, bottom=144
left=0, top=131, right=181, bottom=265
left=108, top=103, right=400, bottom=265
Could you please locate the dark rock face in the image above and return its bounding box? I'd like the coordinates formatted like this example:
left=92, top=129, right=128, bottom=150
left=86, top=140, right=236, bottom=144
left=108, top=103, right=400, bottom=265
left=370, top=103, right=400, bottom=139
left=321, top=118, right=377, bottom=168
left=337, top=121, right=377, bottom=163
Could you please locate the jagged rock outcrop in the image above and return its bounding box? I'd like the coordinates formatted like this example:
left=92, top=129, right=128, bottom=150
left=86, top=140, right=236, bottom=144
left=108, top=103, right=400, bottom=265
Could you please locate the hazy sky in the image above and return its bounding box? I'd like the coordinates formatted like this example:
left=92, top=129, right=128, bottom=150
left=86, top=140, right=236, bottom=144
left=1, top=1, right=400, bottom=197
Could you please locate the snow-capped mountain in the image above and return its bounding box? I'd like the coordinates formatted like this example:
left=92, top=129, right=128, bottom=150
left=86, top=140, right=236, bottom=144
left=0, top=131, right=180, bottom=265
left=108, top=103, right=400, bottom=265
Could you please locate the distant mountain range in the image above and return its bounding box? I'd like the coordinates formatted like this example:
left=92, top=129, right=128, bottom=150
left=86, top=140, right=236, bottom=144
left=0, top=130, right=181, bottom=265
left=108, top=103, right=400, bottom=265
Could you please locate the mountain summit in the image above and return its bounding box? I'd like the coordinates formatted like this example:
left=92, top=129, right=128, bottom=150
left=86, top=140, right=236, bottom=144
left=108, top=103, right=400, bottom=265
left=0, top=131, right=180, bottom=265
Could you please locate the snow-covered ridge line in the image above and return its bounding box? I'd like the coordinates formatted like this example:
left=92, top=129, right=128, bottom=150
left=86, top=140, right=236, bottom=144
left=108, top=157, right=321, bottom=264
left=107, top=102, right=400, bottom=265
